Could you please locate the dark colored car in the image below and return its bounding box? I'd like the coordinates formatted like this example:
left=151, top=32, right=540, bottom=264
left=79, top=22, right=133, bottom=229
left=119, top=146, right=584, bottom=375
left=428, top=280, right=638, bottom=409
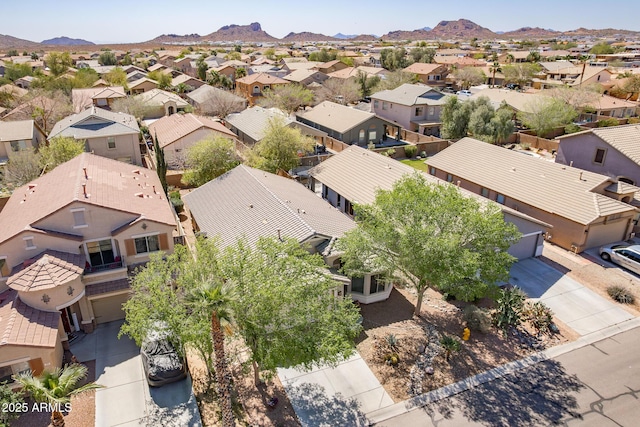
left=141, top=330, right=188, bottom=387
left=506, top=83, right=520, bottom=90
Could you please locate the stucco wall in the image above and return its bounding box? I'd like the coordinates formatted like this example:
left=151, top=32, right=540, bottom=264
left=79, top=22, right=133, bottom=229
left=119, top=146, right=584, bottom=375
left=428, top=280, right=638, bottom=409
left=86, top=133, right=142, bottom=165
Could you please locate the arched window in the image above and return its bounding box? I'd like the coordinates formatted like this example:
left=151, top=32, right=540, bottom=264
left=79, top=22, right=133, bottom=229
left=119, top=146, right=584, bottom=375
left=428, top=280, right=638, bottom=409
left=359, top=129, right=365, bottom=143
left=253, top=85, right=260, bottom=94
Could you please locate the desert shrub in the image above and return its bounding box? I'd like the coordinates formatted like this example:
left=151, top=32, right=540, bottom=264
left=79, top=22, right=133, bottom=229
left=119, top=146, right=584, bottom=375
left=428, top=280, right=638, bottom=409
left=463, top=305, right=492, bottom=333
left=420, top=151, right=427, bottom=158
left=628, top=117, right=640, bottom=124
left=524, top=301, right=554, bottom=334
left=169, top=190, right=184, bottom=213
left=404, top=145, right=417, bottom=158
left=384, top=353, right=400, bottom=366
left=494, top=286, right=527, bottom=331
left=564, top=123, right=582, bottom=134
left=440, top=335, right=461, bottom=361
left=607, top=286, right=635, bottom=304
left=382, top=148, right=396, bottom=157
left=385, top=333, right=398, bottom=350
left=596, top=118, right=619, bottom=127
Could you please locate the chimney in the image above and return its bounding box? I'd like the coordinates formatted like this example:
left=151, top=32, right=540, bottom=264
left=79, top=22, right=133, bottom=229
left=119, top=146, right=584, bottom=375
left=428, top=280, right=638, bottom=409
left=82, top=183, right=87, bottom=197
left=569, top=161, right=573, bottom=167
left=83, top=167, right=88, bottom=179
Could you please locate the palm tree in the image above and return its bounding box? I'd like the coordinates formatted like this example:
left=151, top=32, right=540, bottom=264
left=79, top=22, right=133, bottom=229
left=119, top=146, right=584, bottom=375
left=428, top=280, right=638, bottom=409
left=505, top=53, right=515, bottom=64
left=489, top=61, right=501, bottom=87
left=578, top=54, right=590, bottom=86
left=188, top=280, right=236, bottom=427
left=235, top=67, right=247, bottom=79
left=14, top=364, right=103, bottom=427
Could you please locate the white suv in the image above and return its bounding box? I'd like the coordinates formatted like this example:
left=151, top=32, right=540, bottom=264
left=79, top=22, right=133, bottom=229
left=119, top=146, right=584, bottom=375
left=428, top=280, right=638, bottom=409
left=599, top=244, right=640, bottom=275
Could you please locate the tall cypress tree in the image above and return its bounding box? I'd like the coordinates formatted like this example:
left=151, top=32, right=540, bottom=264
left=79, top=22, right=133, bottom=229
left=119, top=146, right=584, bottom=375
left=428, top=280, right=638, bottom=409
left=154, top=132, right=167, bottom=194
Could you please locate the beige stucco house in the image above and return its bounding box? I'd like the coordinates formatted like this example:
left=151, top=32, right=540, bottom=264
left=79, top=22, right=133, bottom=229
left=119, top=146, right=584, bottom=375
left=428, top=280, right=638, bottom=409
left=49, top=107, right=142, bottom=165
left=0, top=153, right=177, bottom=379
left=0, top=120, right=46, bottom=166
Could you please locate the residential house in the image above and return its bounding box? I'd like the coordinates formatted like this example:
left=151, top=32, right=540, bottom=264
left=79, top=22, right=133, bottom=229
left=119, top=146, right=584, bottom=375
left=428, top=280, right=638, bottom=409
left=226, top=106, right=326, bottom=146
left=0, top=84, right=28, bottom=102
left=327, top=66, right=388, bottom=80
left=469, top=88, right=548, bottom=114
left=296, top=101, right=393, bottom=145
left=182, top=164, right=392, bottom=304
left=186, top=85, right=247, bottom=116
left=128, top=77, right=159, bottom=95
left=434, top=56, right=484, bottom=68
left=126, top=70, right=148, bottom=83
left=308, top=144, right=550, bottom=260
left=148, top=113, right=237, bottom=169
left=0, top=153, right=176, bottom=378
left=402, top=63, right=449, bottom=87
left=370, top=84, right=451, bottom=136
left=171, top=74, right=205, bottom=92
left=556, top=124, right=640, bottom=186
left=426, top=137, right=638, bottom=252
left=71, top=86, right=127, bottom=112
left=14, top=76, right=35, bottom=89
left=0, top=120, right=46, bottom=166
left=249, top=65, right=288, bottom=79
left=281, top=61, right=321, bottom=73
left=134, top=88, right=189, bottom=118
left=315, top=60, right=349, bottom=75
left=49, top=107, right=142, bottom=165
left=235, top=73, right=290, bottom=106
left=283, top=69, right=329, bottom=86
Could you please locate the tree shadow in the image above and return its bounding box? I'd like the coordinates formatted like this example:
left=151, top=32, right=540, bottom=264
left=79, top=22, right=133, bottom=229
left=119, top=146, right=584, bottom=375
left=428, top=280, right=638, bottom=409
left=420, top=359, right=585, bottom=426
left=359, top=287, right=415, bottom=330
left=287, top=382, right=368, bottom=427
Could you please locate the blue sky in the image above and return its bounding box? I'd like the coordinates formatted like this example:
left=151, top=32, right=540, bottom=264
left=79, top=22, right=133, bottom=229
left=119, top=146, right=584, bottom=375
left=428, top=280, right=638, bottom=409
left=4, top=0, right=639, bottom=44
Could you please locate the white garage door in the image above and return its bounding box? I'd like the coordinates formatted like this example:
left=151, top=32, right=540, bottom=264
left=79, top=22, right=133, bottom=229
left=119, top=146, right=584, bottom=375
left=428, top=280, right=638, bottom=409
left=585, top=220, right=629, bottom=249
left=508, top=233, right=540, bottom=260
left=91, top=293, right=129, bottom=324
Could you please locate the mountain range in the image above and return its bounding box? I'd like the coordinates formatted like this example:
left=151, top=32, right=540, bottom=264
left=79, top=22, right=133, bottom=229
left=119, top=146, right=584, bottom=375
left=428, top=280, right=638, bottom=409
left=1, top=19, right=639, bottom=49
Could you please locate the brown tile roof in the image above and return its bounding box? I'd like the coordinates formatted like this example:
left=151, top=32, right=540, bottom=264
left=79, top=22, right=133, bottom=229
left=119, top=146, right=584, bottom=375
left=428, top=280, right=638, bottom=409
left=236, top=73, right=289, bottom=85
left=148, top=113, right=236, bottom=148
left=0, top=290, right=60, bottom=348
left=403, top=63, right=447, bottom=75
left=0, top=152, right=176, bottom=245
left=8, top=250, right=84, bottom=292
left=85, top=278, right=130, bottom=296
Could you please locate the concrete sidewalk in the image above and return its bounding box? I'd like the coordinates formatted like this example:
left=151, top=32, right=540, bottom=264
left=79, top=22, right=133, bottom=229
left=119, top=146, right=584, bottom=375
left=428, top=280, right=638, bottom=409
left=509, top=258, right=634, bottom=335
left=278, top=353, right=394, bottom=426
left=70, top=320, right=201, bottom=427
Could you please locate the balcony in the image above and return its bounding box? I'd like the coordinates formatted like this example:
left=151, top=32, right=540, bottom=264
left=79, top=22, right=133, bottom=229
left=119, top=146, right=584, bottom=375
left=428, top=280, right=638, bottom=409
left=84, top=259, right=124, bottom=275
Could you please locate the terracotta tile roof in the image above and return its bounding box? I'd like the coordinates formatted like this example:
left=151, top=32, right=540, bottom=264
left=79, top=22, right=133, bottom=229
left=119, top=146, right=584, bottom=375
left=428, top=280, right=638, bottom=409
left=148, top=113, right=236, bottom=148
left=7, top=250, right=84, bottom=292
left=0, top=152, right=176, bottom=245
left=85, top=278, right=130, bottom=296
left=403, top=63, right=446, bottom=75
left=426, top=137, right=636, bottom=225
left=0, top=290, right=60, bottom=348
left=182, top=165, right=356, bottom=249
left=236, top=73, right=289, bottom=85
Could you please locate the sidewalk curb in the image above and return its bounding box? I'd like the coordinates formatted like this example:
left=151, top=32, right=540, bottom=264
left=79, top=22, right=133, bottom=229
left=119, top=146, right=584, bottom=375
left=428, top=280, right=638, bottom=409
left=366, top=317, right=640, bottom=425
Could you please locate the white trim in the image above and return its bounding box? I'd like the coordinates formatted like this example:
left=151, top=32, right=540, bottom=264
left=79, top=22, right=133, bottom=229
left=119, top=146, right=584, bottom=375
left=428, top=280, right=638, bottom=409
left=0, top=357, right=30, bottom=367
left=69, top=208, right=86, bottom=213
left=55, top=289, right=86, bottom=310
left=83, top=237, right=117, bottom=266
left=520, top=231, right=543, bottom=238
left=130, top=231, right=159, bottom=239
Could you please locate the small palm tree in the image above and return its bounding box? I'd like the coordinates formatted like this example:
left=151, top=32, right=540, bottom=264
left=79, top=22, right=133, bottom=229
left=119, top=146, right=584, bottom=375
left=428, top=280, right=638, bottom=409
left=14, top=363, right=103, bottom=427
left=489, top=61, right=501, bottom=88
left=188, top=280, right=236, bottom=427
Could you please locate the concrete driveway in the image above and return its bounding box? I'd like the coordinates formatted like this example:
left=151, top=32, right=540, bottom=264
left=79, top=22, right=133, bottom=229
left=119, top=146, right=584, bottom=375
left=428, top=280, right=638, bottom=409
left=70, top=320, right=201, bottom=427
left=510, top=258, right=634, bottom=336
left=278, top=353, right=394, bottom=427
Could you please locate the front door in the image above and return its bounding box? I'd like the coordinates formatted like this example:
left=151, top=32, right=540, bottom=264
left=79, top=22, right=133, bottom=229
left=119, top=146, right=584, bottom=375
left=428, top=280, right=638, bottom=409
left=60, top=308, right=72, bottom=333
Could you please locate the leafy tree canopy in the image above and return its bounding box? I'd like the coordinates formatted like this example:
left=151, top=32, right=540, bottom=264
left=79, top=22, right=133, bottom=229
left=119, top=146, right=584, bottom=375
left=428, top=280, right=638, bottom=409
left=247, top=117, right=314, bottom=173
left=517, top=97, right=578, bottom=137
left=39, top=136, right=85, bottom=173
left=258, top=83, right=314, bottom=115
left=181, top=136, right=240, bottom=186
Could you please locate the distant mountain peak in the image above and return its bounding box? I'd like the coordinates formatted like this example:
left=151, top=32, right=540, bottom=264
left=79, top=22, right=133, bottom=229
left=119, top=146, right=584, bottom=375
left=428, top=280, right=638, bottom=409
left=41, top=36, right=95, bottom=45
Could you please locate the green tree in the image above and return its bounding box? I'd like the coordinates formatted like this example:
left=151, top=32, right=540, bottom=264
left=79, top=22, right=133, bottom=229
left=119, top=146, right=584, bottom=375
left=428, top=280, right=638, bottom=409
left=590, top=42, right=614, bottom=55
left=19, top=89, right=73, bottom=134
left=440, top=95, right=473, bottom=139
left=225, top=51, right=241, bottom=61
left=355, top=70, right=380, bottom=99
left=518, top=97, right=578, bottom=137
left=489, top=61, right=501, bottom=87
left=317, top=78, right=360, bottom=105
left=308, top=48, right=337, bottom=62
left=466, top=98, right=515, bottom=144
left=121, top=54, right=133, bottom=66
left=98, top=50, right=117, bottom=66
left=173, top=82, right=193, bottom=95
left=4, top=62, right=32, bottom=81
left=196, top=55, right=208, bottom=81
left=409, top=47, right=436, bottom=64
left=380, top=48, right=408, bottom=71
left=526, top=51, right=541, bottom=63
left=235, top=67, right=247, bottom=79
left=111, top=96, right=153, bottom=120
left=621, top=75, right=640, bottom=100
left=14, top=364, right=103, bottom=427
left=336, top=173, right=520, bottom=315
left=154, top=133, right=167, bottom=193
left=104, top=67, right=128, bottom=90
left=6, top=49, right=18, bottom=57
left=258, top=83, right=314, bottom=114
left=45, top=52, right=73, bottom=77
left=181, top=136, right=239, bottom=186
left=0, top=381, right=23, bottom=427
left=72, top=68, right=99, bottom=88
left=148, top=70, right=172, bottom=90
left=452, top=67, right=485, bottom=89
left=2, top=148, right=41, bottom=190
left=247, top=117, right=314, bottom=173
left=264, top=48, right=276, bottom=60
left=373, top=70, right=419, bottom=91
left=38, top=136, right=85, bottom=172
left=502, top=63, right=540, bottom=87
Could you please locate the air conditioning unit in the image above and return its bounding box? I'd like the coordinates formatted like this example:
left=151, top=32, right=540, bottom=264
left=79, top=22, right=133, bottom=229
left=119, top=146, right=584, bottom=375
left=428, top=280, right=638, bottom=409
left=545, top=233, right=552, bottom=240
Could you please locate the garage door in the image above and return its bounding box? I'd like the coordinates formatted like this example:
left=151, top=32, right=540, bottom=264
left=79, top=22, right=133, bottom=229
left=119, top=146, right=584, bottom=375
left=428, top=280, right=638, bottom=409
left=585, top=220, right=629, bottom=249
left=91, top=293, right=129, bottom=324
left=508, top=233, right=540, bottom=260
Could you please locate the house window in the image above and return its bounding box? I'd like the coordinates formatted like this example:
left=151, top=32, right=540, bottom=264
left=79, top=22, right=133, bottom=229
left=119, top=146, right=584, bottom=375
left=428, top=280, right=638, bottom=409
left=446, top=174, right=453, bottom=183
left=86, top=239, right=115, bottom=267
left=429, top=167, right=436, bottom=175
left=382, top=102, right=388, bottom=110
left=337, top=194, right=342, bottom=208
left=496, top=193, right=505, bottom=204
left=369, top=125, right=377, bottom=141
left=345, top=199, right=354, bottom=216
left=481, top=187, right=489, bottom=198
left=107, top=137, right=116, bottom=149
left=593, top=148, right=606, bottom=165
left=72, top=209, right=87, bottom=228
left=322, top=185, right=328, bottom=199
left=134, top=234, right=160, bottom=255
left=374, top=100, right=379, bottom=108
left=369, top=275, right=385, bottom=294
left=0, top=361, right=30, bottom=383
left=359, top=129, right=365, bottom=143
left=351, top=276, right=364, bottom=294
left=0, top=258, right=9, bottom=277
left=24, top=237, right=36, bottom=250
left=428, top=106, right=435, bottom=116
left=253, top=85, right=260, bottom=94
left=10, top=140, right=28, bottom=152
left=415, top=107, right=424, bottom=117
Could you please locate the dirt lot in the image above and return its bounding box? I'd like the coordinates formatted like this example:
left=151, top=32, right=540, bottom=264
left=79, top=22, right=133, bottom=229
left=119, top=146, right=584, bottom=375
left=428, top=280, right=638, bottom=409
left=356, top=286, right=576, bottom=402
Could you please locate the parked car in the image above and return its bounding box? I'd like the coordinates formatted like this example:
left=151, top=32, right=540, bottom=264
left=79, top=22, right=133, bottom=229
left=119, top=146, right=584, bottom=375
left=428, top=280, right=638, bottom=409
left=141, top=327, right=188, bottom=387
left=506, top=83, right=520, bottom=90
left=599, top=243, right=640, bottom=275
left=456, top=90, right=471, bottom=96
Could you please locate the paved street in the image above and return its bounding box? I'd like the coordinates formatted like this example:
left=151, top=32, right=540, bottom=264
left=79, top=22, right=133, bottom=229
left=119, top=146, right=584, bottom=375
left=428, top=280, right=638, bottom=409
left=375, top=326, right=640, bottom=426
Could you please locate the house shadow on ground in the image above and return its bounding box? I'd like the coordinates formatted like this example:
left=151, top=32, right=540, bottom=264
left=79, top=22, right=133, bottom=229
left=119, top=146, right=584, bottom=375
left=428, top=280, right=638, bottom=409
left=287, top=382, right=368, bottom=427
left=420, top=359, right=585, bottom=426
left=359, top=287, right=415, bottom=332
